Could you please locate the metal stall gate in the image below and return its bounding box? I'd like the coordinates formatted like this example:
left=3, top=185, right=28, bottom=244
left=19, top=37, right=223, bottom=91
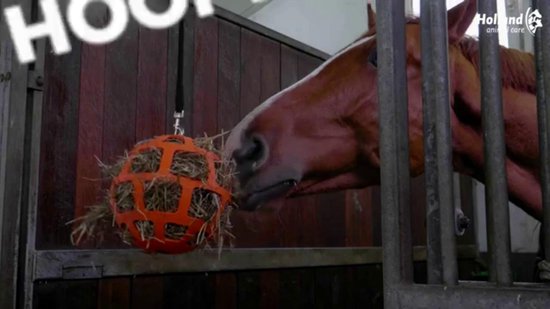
left=376, top=0, right=550, bottom=307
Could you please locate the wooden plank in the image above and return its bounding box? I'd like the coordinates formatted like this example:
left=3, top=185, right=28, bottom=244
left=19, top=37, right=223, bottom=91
left=34, top=247, right=478, bottom=280
left=314, top=267, right=346, bottom=308
left=166, top=25, right=180, bottom=133
left=345, top=189, right=374, bottom=246
left=99, top=19, right=139, bottom=249
left=237, top=271, right=261, bottom=309
left=297, top=51, right=322, bottom=77
left=278, top=45, right=303, bottom=247
left=215, top=272, right=237, bottom=309
left=410, top=176, right=427, bottom=245
left=239, top=28, right=262, bottom=116
left=315, top=192, right=347, bottom=247
left=72, top=1, right=108, bottom=249
left=192, top=16, right=218, bottom=137
left=230, top=207, right=283, bottom=247
left=279, top=197, right=307, bottom=247
left=34, top=280, right=98, bottom=309
left=180, top=10, right=196, bottom=135
left=97, top=278, right=131, bottom=309
left=371, top=186, right=382, bottom=246
left=295, top=53, right=323, bottom=247
left=74, top=43, right=105, bottom=243
left=280, top=45, right=299, bottom=89
left=259, top=271, right=279, bottom=309
left=217, top=19, right=241, bottom=133
left=278, top=269, right=315, bottom=309
left=231, top=27, right=274, bottom=248
left=136, top=27, right=168, bottom=140
left=259, top=37, right=281, bottom=101
left=240, top=35, right=284, bottom=247
left=214, top=6, right=329, bottom=60
left=347, top=265, right=384, bottom=308
left=163, top=273, right=215, bottom=307
left=102, top=19, right=139, bottom=163
left=37, top=38, right=82, bottom=249
left=131, top=276, right=164, bottom=309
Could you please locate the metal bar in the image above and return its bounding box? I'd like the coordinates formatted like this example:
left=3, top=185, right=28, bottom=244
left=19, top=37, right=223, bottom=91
left=420, top=0, right=459, bottom=286
left=395, top=283, right=550, bottom=308
left=420, top=0, right=443, bottom=285
left=478, top=0, right=512, bottom=285
left=430, top=0, right=458, bottom=286
left=534, top=0, right=550, bottom=265
left=21, top=39, right=45, bottom=309
left=32, top=246, right=478, bottom=280
left=0, top=0, right=33, bottom=307
left=376, top=0, right=412, bottom=305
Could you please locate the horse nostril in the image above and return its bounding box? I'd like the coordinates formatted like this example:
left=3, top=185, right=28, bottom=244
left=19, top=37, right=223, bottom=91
left=233, top=134, right=267, bottom=167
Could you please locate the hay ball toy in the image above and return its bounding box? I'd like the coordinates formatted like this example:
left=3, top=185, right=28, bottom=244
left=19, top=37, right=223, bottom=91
left=108, top=134, right=233, bottom=254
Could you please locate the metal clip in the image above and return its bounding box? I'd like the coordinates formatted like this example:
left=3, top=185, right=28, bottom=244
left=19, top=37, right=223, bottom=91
left=174, top=111, right=185, bottom=135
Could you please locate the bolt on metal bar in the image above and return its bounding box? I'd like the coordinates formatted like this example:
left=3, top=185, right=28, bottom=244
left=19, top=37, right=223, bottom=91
left=478, top=0, right=513, bottom=286
left=420, top=0, right=458, bottom=286
left=376, top=0, right=413, bottom=304
left=534, top=0, right=550, bottom=265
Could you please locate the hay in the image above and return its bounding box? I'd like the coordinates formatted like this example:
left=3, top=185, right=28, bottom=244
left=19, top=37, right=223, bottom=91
left=131, top=148, right=162, bottom=173
left=67, top=201, right=112, bottom=246
left=115, top=182, right=135, bottom=212
left=69, top=133, right=237, bottom=252
left=165, top=223, right=187, bottom=240
left=195, top=132, right=237, bottom=190
left=97, top=155, right=126, bottom=179
left=144, top=180, right=181, bottom=213
left=189, top=189, right=220, bottom=219
left=171, top=152, right=209, bottom=181
left=135, top=220, right=155, bottom=241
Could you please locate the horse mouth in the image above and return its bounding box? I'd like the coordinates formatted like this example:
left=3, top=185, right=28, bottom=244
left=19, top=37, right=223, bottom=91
left=243, top=179, right=297, bottom=210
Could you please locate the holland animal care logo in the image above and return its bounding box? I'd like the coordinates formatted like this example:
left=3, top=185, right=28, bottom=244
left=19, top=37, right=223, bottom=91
left=4, top=0, right=266, bottom=64
left=526, top=7, right=543, bottom=35
left=478, top=6, right=543, bottom=36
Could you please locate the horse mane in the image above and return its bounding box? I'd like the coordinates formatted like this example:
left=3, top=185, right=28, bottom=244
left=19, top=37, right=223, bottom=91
left=455, top=37, right=536, bottom=94
left=359, top=17, right=536, bottom=94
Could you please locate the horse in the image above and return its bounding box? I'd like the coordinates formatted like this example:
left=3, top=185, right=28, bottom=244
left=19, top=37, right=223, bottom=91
left=225, top=0, right=550, bottom=277
left=225, top=0, right=541, bottom=226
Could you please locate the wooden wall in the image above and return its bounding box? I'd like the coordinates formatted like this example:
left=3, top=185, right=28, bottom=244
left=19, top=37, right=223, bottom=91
left=36, top=8, right=411, bottom=251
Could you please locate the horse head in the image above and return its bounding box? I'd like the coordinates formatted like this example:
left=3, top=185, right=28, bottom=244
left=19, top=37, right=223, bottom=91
left=225, top=0, right=489, bottom=211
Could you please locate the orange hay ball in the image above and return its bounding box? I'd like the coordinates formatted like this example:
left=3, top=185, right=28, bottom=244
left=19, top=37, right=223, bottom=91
left=109, top=135, right=232, bottom=254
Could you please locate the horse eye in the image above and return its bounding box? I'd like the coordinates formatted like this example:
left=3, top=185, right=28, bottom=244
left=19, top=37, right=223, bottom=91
left=368, top=49, right=378, bottom=67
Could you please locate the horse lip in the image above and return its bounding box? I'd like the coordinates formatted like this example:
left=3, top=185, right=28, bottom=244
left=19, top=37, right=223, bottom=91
left=242, top=180, right=297, bottom=210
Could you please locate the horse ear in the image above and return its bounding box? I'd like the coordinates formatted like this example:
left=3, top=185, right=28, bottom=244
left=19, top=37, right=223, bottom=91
left=448, top=0, right=477, bottom=43
left=367, top=2, right=376, bottom=30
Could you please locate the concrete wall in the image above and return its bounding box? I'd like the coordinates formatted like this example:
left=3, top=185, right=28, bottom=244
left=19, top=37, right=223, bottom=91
left=249, top=0, right=370, bottom=55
